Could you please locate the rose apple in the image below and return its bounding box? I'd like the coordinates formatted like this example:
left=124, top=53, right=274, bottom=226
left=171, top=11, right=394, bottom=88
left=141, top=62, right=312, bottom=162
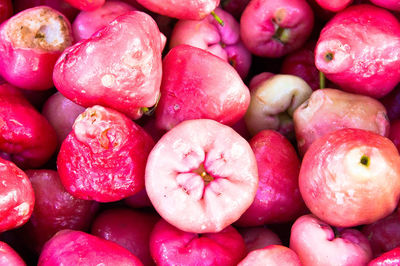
left=64, top=0, right=105, bottom=11
left=290, top=214, right=373, bottom=265
left=240, top=0, right=314, bottom=58
left=221, top=0, right=250, bottom=18
left=248, top=72, right=275, bottom=90
left=294, top=88, right=389, bottom=156
left=53, top=11, right=163, bottom=120
left=150, top=219, right=246, bottom=266
left=155, top=45, right=250, bottom=131
left=315, top=4, right=400, bottom=98
left=239, top=226, right=282, bottom=253
left=368, top=247, right=400, bottom=266
left=135, top=0, right=220, bottom=20
left=146, top=119, right=258, bottom=233
left=389, top=120, right=400, bottom=153
left=238, top=245, right=301, bottom=266
left=38, top=230, right=143, bottom=265
left=370, top=0, right=400, bottom=11
left=0, top=241, right=26, bottom=266
left=57, top=105, right=154, bottom=202
left=299, top=128, right=400, bottom=227
left=124, top=189, right=153, bottom=208
left=0, top=0, right=12, bottom=23
left=0, top=6, right=73, bottom=91
left=244, top=74, right=312, bottom=137
left=315, top=0, right=352, bottom=12
left=236, top=130, right=306, bottom=226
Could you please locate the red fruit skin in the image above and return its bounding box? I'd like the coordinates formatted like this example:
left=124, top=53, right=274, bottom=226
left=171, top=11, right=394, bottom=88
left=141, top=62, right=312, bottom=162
left=362, top=211, right=400, bottom=257
left=0, top=157, right=34, bottom=233
left=0, top=83, right=57, bottom=169
left=150, top=219, right=246, bottom=266
left=236, top=130, right=306, bottom=226
left=0, top=0, right=12, bottom=24
left=53, top=11, right=162, bottom=120
left=389, top=120, right=400, bottom=152
left=169, top=7, right=251, bottom=79
left=221, top=0, right=250, bottom=18
left=38, top=230, right=143, bottom=265
left=299, top=128, right=400, bottom=227
left=42, top=92, right=86, bottom=145
left=91, top=208, right=159, bottom=266
left=0, top=6, right=73, bottom=91
left=57, top=105, right=155, bottom=202
left=0, top=241, right=26, bottom=266
left=64, top=0, right=105, bottom=11
left=370, top=0, right=400, bottom=12
left=315, top=0, right=352, bottom=12
left=237, top=245, right=301, bottom=266
left=238, top=226, right=282, bottom=253
left=368, top=247, right=400, bottom=266
left=380, top=84, right=400, bottom=121
left=135, top=0, right=220, bottom=20
left=13, top=0, right=79, bottom=22
left=240, top=0, right=314, bottom=58
left=124, top=189, right=153, bottom=208
left=294, top=89, right=390, bottom=156
left=281, top=42, right=320, bottom=91
left=290, top=214, right=373, bottom=266
left=72, top=0, right=136, bottom=41
left=20, top=170, right=99, bottom=253
left=315, top=5, right=400, bottom=98
left=248, top=72, right=275, bottom=90
left=155, top=45, right=250, bottom=131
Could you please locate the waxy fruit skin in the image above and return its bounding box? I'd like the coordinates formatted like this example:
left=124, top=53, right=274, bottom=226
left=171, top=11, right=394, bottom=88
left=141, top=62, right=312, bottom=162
left=368, top=247, right=400, bottom=266
left=135, top=0, right=220, bottom=20
left=149, top=219, right=246, bottom=266
left=237, top=245, right=301, bottom=266
left=57, top=105, right=155, bottom=202
left=299, top=128, right=400, bottom=227
left=64, top=0, right=105, bottom=11
left=0, top=6, right=73, bottom=91
left=315, top=0, right=352, bottom=12
left=53, top=11, right=163, bottom=120
left=0, top=157, right=34, bottom=233
left=156, top=45, right=250, bottom=131
left=146, top=119, right=258, bottom=233
left=0, top=241, right=26, bottom=266
left=315, top=4, right=400, bottom=98
left=38, top=230, right=143, bottom=265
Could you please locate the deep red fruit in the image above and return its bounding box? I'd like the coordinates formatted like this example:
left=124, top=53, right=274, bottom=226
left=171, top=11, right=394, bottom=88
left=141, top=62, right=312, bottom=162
left=0, top=0, right=12, bottom=23
left=64, top=0, right=105, bottom=11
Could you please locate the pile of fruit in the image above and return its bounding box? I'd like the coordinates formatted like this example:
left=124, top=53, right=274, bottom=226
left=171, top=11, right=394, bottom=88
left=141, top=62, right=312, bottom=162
left=1, top=0, right=400, bottom=265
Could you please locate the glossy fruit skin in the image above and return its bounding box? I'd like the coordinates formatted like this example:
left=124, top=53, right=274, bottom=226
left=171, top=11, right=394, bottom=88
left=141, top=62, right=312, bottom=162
left=237, top=245, right=301, bottom=266
left=0, top=6, right=73, bottom=91
left=146, top=119, right=258, bottom=233
left=72, top=0, right=136, bottom=41
left=368, top=247, right=400, bottom=266
left=149, top=219, right=246, bottom=266
left=236, top=130, right=306, bottom=226
left=38, top=230, right=143, bottom=265
left=315, top=0, right=352, bottom=12
left=0, top=83, right=57, bottom=169
left=21, top=170, right=98, bottom=253
left=315, top=4, right=400, bottom=98
left=91, top=208, right=159, bottom=266
left=0, top=157, right=34, bottom=233
left=135, top=0, right=220, bottom=20
left=57, top=105, right=154, bottom=202
left=370, top=0, right=400, bottom=12
left=155, top=45, right=250, bottom=131
left=299, top=128, right=400, bottom=227
left=64, top=0, right=105, bottom=11
left=0, top=241, right=26, bottom=266
left=53, top=11, right=163, bottom=120
left=239, top=226, right=282, bottom=253
left=0, top=0, right=12, bottom=24
left=240, top=0, right=314, bottom=58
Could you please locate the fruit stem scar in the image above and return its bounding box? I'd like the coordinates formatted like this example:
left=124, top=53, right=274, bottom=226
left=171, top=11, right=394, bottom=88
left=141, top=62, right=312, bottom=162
left=325, top=52, right=334, bottom=62
left=273, top=26, right=290, bottom=44
left=360, top=155, right=370, bottom=167
left=193, top=163, right=214, bottom=186
left=211, top=11, right=224, bottom=27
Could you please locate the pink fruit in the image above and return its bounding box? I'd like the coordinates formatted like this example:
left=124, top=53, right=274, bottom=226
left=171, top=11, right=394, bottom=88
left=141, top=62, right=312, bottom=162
left=155, top=45, right=250, bottom=131
left=315, top=0, right=352, bottom=12
left=91, top=208, right=159, bottom=266
left=370, top=0, right=400, bottom=12
left=238, top=245, right=301, bottom=266
left=299, top=128, right=400, bottom=227
left=0, top=0, right=12, bottom=23
left=64, top=0, right=105, bottom=11
left=290, top=214, right=373, bottom=266
left=20, top=169, right=98, bottom=253
left=239, top=226, right=282, bottom=253
left=0, top=83, right=57, bottom=168
left=146, top=119, right=258, bottom=233
left=57, top=105, right=154, bottom=202
left=42, top=92, right=86, bottom=144
left=72, top=0, right=136, bottom=41
left=0, top=157, right=34, bottom=233
left=368, top=247, right=400, bottom=266
left=0, top=241, right=26, bottom=266
left=169, top=7, right=251, bottom=79
left=236, top=130, right=306, bottom=226
left=53, top=11, right=163, bottom=120
left=135, top=0, right=220, bottom=20
left=240, top=0, right=314, bottom=58
left=150, top=219, right=246, bottom=266
left=294, top=88, right=389, bottom=156
left=315, top=4, right=400, bottom=98
left=38, top=230, right=143, bottom=265
left=0, top=6, right=73, bottom=91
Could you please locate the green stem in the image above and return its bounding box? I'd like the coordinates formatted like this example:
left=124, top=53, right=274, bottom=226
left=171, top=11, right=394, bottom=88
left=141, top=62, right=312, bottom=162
left=319, top=71, right=326, bottom=90
left=211, top=11, right=224, bottom=27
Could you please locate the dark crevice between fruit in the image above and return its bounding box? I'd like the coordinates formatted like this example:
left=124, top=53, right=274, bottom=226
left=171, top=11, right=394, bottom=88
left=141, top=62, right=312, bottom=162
left=360, top=155, right=370, bottom=167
